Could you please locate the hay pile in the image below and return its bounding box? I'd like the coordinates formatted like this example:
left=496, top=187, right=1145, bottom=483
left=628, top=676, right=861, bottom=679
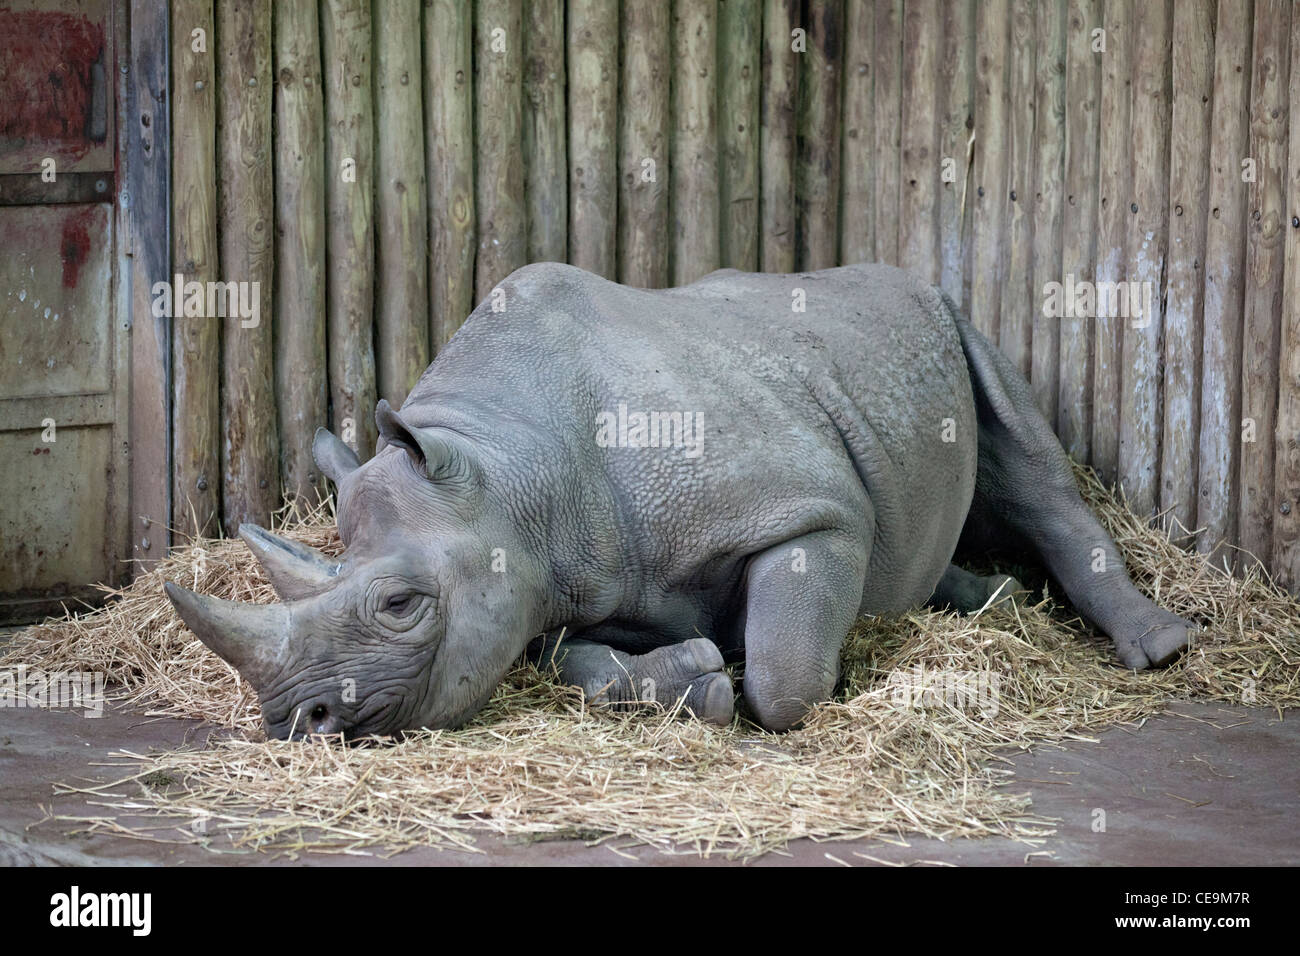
left=4, top=468, right=1297, bottom=859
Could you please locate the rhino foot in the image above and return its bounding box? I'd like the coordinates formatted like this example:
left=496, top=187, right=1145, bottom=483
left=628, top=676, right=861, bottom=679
left=1111, top=610, right=1195, bottom=670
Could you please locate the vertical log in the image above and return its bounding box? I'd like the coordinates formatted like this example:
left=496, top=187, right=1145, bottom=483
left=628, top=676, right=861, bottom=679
left=1091, top=0, right=1130, bottom=484
left=217, top=0, right=278, bottom=529
left=1274, top=3, right=1300, bottom=587
left=872, top=0, right=902, bottom=264
left=937, top=0, right=973, bottom=303
left=671, top=0, right=719, bottom=284
left=321, top=0, right=377, bottom=460
left=171, top=0, right=220, bottom=535
left=1030, top=0, right=1066, bottom=426
left=524, top=0, right=567, bottom=262
left=969, top=0, right=1009, bottom=342
left=1196, top=0, right=1252, bottom=563
left=1057, top=0, right=1101, bottom=463
left=718, top=0, right=761, bottom=271
left=374, top=0, right=429, bottom=407
left=1117, top=0, right=1171, bottom=518
left=795, top=0, right=843, bottom=271
left=1000, top=0, right=1036, bottom=376
left=1160, top=0, right=1214, bottom=533
left=568, top=0, right=618, bottom=277
left=1238, top=0, right=1290, bottom=570
left=273, top=0, right=327, bottom=505
left=425, top=0, right=475, bottom=350
left=898, top=0, right=939, bottom=283
left=474, top=0, right=525, bottom=298
left=839, top=0, right=874, bottom=266
left=760, top=0, right=798, bottom=272
left=618, top=0, right=671, bottom=286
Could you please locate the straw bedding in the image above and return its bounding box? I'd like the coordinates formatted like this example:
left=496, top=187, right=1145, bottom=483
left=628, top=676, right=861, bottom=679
left=4, top=467, right=1297, bottom=859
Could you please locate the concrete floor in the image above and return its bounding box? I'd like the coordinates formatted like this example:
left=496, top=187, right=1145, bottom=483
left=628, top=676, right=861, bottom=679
left=1, top=694, right=1296, bottom=866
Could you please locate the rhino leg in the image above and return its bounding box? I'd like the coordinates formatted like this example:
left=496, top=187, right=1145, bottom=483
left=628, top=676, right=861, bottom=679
left=954, top=314, right=1195, bottom=669
left=740, top=530, right=869, bottom=732
left=927, top=564, right=1026, bottom=613
left=530, top=633, right=734, bottom=725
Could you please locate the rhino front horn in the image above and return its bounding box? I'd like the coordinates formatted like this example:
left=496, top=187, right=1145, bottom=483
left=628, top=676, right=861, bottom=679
left=164, top=582, right=290, bottom=688
left=239, top=523, right=341, bottom=601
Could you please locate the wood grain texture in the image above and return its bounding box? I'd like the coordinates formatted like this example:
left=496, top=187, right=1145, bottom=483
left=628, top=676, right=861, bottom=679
left=872, top=0, right=902, bottom=264
left=1196, top=0, right=1252, bottom=564
left=898, top=0, right=939, bottom=283
left=425, top=0, right=475, bottom=349
left=217, top=0, right=278, bottom=528
left=1159, top=0, right=1213, bottom=534
left=474, top=0, right=525, bottom=298
left=1091, top=0, right=1130, bottom=484
left=795, top=0, right=843, bottom=271
left=1030, top=0, right=1066, bottom=426
left=670, top=0, right=719, bottom=284
left=273, top=0, right=327, bottom=504
left=321, top=0, right=376, bottom=460
left=1117, top=0, right=1170, bottom=518
left=760, top=0, right=799, bottom=272
left=969, top=0, right=1008, bottom=342
left=568, top=0, right=618, bottom=277
left=618, top=0, right=670, bottom=287
left=374, top=0, right=429, bottom=408
left=524, top=0, right=566, bottom=263
left=171, top=0, right=220, bottom=534
left=936, top=0, right=973, bottom=304
left=1000, top=0, right=1036, bottom=377
left=1238, top=0, right=1290, bottom=569
left=718, top=0, right=761, bottom=270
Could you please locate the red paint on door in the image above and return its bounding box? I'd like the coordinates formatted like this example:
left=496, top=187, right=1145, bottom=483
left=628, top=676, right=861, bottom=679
left=0, top=11, right=106, bottom=146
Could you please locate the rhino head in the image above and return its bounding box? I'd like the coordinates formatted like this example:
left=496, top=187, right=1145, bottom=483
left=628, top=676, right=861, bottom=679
left=165, top=401, right=548, bottom=740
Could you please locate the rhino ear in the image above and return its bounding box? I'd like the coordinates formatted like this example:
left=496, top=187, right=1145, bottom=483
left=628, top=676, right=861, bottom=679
left=375, top=398, right=478, bottom=484
left=313, top=427, right=361, bottom=485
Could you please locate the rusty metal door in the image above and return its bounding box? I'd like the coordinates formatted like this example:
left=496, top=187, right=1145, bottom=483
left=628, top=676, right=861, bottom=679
left=0, top=0, right=131, bottom=623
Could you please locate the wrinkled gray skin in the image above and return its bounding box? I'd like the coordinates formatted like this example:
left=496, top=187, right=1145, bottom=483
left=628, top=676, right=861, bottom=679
left=165, top=263, right=1195, bottom=739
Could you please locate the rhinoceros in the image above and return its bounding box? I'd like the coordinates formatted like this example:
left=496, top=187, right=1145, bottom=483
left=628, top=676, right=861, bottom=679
left=165, top=262, right=1194, bottom=739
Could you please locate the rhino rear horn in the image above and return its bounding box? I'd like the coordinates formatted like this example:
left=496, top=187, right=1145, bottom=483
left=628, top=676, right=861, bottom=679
left=239, top=524, right=341, bottom=601
left=163, top=582, right=290, bottom=689
left=312, top=427, right=361, bottom=484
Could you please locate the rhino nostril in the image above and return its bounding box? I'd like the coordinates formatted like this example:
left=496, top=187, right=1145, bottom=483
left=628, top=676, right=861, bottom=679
left=310, top=704, right=328, bottom=723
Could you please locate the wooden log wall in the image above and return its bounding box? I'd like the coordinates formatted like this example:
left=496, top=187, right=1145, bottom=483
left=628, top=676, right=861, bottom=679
left=166, top=0, right=1300, bottom=591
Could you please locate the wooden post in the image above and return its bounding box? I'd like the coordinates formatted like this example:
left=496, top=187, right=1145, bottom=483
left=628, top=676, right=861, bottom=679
left=1000, top=0, right=1036, bottom=376
left=374, top=0, right=430, bottom=407
left=1057, top=0, right=1100, bottom=463
left=760, top=0, right=798, bottom=273
left=171, top=0, right=220, bottom=535
left=796, top=0, right=843, bottom=271
left=1273, top=3, right=1300, bottom=588
left=1159, top=0, right=1213, bottom=534
left=474, top=0, right=526, bottom=299
left=969, top=0, right=1008, bottom=343
left=872, top=0, right=902, bottom=265
left=273, top=0, right=327, bottom=505
left=718, top=0, right=760, bottom=271
left=1117, top=0, right=1171, bottom=518
left=936, top=0, right=973, bottom=304
left=567, top=0, right=618, bottom=277
left=320, top=0, right=377, bottom=461
left=898, top=0, right=939, bottom=284
left=618, top=0, right=670, bottom=287
left=839, top=0, right=874, bottom=267
left=425, top=0, right=475, bottom=350
left=1030, top=0, right=1066, bottom=427
left=524, top=0, right=567, bottom=263
left=1238, top=0, right=1290, bottom=570
left=1196, top=0, right=1252, bottom=564
left=671, top=0, right=719, bottom=284
left=217, top=0, right=278, bottom=529
left=1091, top=0, right=1131, bottom=485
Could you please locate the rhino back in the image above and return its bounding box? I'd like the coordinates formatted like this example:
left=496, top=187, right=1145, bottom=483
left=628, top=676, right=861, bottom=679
left=403, top=262, right=977, bottom=628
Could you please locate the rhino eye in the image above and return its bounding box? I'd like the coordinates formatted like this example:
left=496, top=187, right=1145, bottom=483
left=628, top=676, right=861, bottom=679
left=382, top=593, right=417, bottom=616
